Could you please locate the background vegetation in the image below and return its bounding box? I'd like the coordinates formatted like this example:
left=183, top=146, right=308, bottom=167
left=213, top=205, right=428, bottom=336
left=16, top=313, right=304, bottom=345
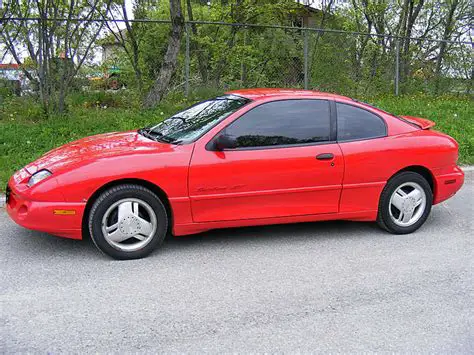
left=0, top=1, right=472, bottom=191
left=0, top=0, right=471, bottom=112
left=1, top=90, right=472, bottom=190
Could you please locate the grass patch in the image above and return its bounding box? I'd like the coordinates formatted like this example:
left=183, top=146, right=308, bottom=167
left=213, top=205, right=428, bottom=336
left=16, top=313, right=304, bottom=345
left=367, top=94, right=473, bottom=166
left=1, top=92, right=472, bottom=191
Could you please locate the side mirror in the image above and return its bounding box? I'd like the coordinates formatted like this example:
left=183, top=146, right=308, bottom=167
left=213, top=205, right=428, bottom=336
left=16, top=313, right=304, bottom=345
left=210, top=133, right=236, bottom=151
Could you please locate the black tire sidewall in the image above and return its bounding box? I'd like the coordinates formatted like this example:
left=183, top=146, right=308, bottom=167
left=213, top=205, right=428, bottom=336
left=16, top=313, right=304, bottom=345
left=89, top=184, right=168, bottom=260
left=378, top=172, right=433, bottom=234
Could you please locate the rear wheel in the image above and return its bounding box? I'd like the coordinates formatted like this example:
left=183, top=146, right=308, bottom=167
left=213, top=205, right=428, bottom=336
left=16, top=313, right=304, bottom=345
left=88, top=184, right=168, bottom=259
left=377, top=172, right=433, bottom=234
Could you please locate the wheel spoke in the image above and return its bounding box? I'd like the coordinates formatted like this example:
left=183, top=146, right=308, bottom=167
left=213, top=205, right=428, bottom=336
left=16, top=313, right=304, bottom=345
left=391, top=193, right=405, bottom=210
left=105, top=222, right=118, bottom=232
left=134, top=234, right=146, bottom=241
left=117, top=201, right=133, bottom=220
left=107, top=229, right=129, bottom=243
left=401, top=210, right=414, bottom=223
left=397, top=211, right=404, bottom=222
left=408, top=188, right=421, bottom=199
left=136, top=216, right=153, bottom=236
left=408, top=188, right=424, bottom=206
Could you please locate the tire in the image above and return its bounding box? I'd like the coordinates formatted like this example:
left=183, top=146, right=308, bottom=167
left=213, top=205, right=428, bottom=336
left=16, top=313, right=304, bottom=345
left=88, top=184, right=168, bottom=260
left=377, top=171, right=433, bottom=234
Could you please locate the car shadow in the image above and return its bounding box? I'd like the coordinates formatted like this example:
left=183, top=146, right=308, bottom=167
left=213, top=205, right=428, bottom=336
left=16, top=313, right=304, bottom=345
left=164, top=220, right=382, bottom=248
left=3, top=214, right=386, bottom=261
left=153, top=219, right=393, bottom=262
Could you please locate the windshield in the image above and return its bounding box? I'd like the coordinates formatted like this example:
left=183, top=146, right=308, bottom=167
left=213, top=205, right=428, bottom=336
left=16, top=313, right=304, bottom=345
left=140, top=95, right=250, bottom=144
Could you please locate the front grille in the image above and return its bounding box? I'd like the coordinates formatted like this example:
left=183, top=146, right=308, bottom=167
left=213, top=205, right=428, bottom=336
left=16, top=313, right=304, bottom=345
left=5, top=185, right=11, bottom=204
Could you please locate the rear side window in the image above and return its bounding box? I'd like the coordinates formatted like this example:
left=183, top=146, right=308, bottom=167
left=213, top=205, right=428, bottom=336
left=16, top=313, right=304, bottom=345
left=224, top=99, right=331, bottom=148
left=336, top=103, right=386, bottom=141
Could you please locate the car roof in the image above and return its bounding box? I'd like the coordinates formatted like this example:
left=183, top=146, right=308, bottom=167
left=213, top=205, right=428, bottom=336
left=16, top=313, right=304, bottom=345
left=225, top=88, right=349, bottom=101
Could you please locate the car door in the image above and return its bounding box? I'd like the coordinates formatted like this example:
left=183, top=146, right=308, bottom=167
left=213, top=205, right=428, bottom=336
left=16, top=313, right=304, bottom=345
left=188, top=98, right=344, bottom=223
left=335, top=101, right=390, bottom=214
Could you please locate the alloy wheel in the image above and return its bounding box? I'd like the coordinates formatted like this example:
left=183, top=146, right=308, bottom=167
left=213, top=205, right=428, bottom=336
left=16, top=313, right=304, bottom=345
left=101, top=198, right=157, bottom=252
left=389, top=182, right=427, bottom=227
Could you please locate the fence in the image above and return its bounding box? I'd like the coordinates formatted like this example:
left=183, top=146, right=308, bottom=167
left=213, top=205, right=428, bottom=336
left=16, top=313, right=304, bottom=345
left=2, top=17, right=473, bottom=98
left=175, top=23, right=472, bottom=97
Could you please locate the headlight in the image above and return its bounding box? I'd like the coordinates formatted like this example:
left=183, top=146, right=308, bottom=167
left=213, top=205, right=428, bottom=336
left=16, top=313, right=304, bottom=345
left=28, top=170, right=52, bottom=187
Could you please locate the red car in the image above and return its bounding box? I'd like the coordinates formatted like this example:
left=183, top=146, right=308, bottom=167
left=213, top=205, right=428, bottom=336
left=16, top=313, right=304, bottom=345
left=6, top=89, right=464, bottom=259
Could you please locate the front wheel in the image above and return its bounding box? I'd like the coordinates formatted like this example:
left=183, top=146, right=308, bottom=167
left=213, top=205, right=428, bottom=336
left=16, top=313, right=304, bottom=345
left=88, top=184, right=168, bottom=259
left=377, top=172, right=433, bottom=234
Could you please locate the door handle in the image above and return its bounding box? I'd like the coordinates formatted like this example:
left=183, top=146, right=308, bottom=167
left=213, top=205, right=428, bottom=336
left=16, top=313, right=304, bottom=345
left=316, top=153, right=334, bottom=160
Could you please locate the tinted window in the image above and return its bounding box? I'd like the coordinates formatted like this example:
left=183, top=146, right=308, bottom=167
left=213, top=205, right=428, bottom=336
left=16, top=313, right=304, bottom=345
left=223, top=100, right=331, bottom=148
left=337, top=103, right=386, bottom=141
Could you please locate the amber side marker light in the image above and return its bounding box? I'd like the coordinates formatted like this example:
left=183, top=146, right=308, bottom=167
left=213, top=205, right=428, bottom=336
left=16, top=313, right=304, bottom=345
left=53, top=210, right=76, bottom=215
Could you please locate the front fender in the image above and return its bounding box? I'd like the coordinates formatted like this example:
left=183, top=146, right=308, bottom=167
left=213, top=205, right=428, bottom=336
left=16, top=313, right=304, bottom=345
left=54, top=146, right=194, bottom=203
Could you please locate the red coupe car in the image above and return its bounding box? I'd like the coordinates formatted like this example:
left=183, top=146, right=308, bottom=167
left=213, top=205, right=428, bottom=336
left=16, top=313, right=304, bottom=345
left=6, top=89, right=464, bottom=259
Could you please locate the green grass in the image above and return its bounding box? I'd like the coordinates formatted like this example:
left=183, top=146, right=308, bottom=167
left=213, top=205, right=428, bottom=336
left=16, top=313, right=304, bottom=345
left=367, top=94, right=473, bottom=166
left=1, top=92, right=472, bottom=191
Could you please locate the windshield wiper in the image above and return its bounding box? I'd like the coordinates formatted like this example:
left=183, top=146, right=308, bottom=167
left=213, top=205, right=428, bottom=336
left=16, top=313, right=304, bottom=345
left=138, top=128, right=156, bottom=140
left=154, top=132, right=183, bottom=144
left=166, top=116, right=186, bottom=123
left=138, top=128, right=182, bottom=144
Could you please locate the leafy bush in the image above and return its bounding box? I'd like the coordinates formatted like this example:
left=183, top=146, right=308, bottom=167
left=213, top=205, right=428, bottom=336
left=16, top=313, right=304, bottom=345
left=0, top=79, right=20, bottom=102
left=0, top=96, right=46, bottom=122
left=67, top=90, right=141, bottom=109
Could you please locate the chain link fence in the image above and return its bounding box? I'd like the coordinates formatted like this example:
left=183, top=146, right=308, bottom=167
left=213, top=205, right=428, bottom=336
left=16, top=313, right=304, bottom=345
left=2, top=17, right=472, bottom=98
left=172, top=23, right=472, bottom=98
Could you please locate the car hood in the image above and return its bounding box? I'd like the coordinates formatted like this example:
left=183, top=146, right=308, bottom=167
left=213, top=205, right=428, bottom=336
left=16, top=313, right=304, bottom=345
left=24, top=131, right=172, bottom=174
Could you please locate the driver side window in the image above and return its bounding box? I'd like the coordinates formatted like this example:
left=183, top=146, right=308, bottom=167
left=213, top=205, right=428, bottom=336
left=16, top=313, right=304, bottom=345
left=221, top=99, right=331, bottom=149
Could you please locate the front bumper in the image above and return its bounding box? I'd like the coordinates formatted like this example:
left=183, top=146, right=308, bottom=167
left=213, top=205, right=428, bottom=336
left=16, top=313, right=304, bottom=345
left=6, top=177, right=85, bottom=240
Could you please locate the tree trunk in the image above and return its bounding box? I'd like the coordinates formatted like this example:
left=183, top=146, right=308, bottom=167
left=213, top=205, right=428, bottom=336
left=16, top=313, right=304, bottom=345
left=144, top=0, right=184, bottom=108
left=397, top=0, right=410, bottom=85
left=310, top=0, right=335, bottom=66
left=186, top=0, right=208, bottom=85
left=37, top=17, right=50, bottom=114
left=399, top=0, right=425, bottom=88
left=122, top=2, right=143, bottom=94
left=434, top=0, right=459, bottom=94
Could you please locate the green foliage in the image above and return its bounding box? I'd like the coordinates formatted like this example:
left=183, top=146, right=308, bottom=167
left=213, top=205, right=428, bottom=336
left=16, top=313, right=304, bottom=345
left=0, top=96, right=46, bottom=122
left=0, top=80, right=17, bottom=102
left=1, top=0, right=115, bottom=114
left=66, top=90, right=142, bottom=109
left=1, top=93, right=472, bottom=191
left=3, top=0, right=471, bottom=111
left=120, top=0, right=346, bottom=92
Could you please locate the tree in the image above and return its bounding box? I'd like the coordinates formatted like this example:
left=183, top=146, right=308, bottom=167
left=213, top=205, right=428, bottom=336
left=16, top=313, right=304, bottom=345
left=397, top=0, right=426, bottom=86
left=434, top=0, right=460, bottom=93
left=98, top=0, right=155, bottom=94
left=0, top=0, right=112, bottom=114
left=143, top=0, right=184, bottom=108
left=185, top=0, right=208, bottom=84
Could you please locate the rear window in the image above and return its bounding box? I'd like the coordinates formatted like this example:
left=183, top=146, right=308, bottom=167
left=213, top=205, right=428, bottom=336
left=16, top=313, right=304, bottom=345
left=352, top=99, right=419, bottom=129
left=337, top=103, right=387, bottom=141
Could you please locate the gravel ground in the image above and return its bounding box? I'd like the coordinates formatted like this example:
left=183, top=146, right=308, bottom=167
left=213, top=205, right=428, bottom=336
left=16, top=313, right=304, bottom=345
left=0, top=176, right=472, bottom=353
